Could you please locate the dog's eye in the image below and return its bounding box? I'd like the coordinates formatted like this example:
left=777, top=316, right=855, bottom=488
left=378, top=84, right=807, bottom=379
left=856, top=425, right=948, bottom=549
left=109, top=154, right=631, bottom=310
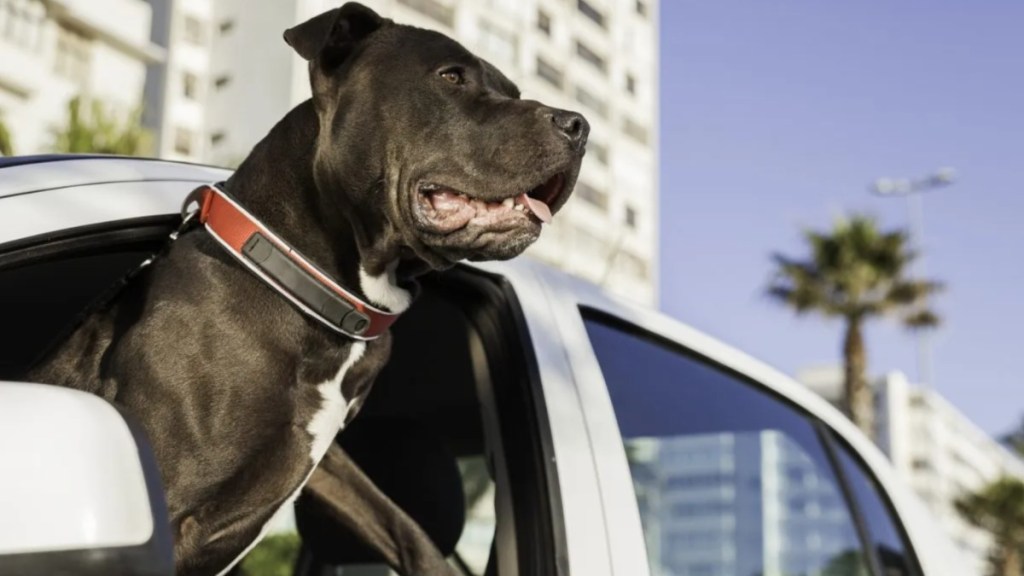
left=439, top=68, right=464, bottom=85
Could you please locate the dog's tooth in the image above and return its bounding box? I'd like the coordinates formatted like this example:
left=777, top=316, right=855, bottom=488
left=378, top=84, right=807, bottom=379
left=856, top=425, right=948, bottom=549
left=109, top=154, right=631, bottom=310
left=514, top=204, right=525, bottom=212
left=502, top=198, right=514, bottom=209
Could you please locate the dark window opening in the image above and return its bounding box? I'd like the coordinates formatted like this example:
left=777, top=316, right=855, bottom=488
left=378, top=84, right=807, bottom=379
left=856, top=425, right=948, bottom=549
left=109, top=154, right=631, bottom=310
left=577, top=0, right=606, bottom=28
left=536, top=57, right=563, bottom=89
left=537, top=9, right=551, bottom=36
left=575, top=40, right=607, bottom=73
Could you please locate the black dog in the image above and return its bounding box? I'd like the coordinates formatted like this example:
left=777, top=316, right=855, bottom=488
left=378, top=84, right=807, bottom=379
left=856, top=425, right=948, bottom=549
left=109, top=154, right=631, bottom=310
left=26, top=3, right=587, bottom=576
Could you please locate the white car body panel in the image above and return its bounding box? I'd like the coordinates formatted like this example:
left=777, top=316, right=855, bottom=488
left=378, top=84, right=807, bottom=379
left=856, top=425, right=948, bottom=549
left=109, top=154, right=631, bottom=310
left=0, top=382, right=154, bottom=554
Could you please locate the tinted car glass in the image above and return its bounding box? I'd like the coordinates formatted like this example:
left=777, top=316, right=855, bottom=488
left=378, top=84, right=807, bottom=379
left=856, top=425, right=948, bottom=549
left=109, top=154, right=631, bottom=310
left=0, top=250, right=155, bottom=378
left=583, top=313, right=872, bottom=576
left=835, top=444, right=921, bottom=576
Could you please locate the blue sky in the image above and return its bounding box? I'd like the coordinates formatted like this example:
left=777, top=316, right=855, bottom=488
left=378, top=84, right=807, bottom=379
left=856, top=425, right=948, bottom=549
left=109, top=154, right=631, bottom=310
left=658, top=1, right=1023, bottom=436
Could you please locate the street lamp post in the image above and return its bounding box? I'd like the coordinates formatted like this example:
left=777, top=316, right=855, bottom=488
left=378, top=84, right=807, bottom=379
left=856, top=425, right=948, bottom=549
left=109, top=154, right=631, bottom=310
left=869, top=167, right=955, bottom=388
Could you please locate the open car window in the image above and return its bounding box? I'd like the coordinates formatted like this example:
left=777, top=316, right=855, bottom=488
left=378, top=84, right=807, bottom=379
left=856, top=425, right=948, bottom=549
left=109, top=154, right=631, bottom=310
left=0, top=214, right=562, bottom=576
left=0, top=216, right=178, bottom=380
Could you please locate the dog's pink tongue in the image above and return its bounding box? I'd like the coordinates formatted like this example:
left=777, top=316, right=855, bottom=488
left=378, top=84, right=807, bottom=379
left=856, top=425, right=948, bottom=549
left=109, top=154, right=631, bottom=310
left=515, top=193, right=552, bottom=223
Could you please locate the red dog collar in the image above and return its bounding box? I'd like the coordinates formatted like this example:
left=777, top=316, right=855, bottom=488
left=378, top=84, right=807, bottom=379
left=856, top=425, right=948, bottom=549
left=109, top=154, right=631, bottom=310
left=180, top=184, right=401, bottom=340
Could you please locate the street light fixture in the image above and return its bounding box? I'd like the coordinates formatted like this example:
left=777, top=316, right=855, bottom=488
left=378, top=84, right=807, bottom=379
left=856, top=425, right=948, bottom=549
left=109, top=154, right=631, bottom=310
left=868, top=167, right=956, bottom=389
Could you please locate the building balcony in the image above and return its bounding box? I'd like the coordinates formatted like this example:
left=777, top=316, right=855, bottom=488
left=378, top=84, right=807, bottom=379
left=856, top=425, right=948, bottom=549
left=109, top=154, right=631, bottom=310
left=0, top=43, right=48, bottom=98
left=47, top=0, right=165, bottom=64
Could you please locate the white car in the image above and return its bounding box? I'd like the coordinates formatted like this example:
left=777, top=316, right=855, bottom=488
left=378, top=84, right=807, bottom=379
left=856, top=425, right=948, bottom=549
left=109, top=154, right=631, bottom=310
left=0, top=155, right=974, bottom=576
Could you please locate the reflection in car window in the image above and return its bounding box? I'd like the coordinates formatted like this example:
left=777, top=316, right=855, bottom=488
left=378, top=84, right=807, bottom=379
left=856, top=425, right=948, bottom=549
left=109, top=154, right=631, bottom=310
left=455, top=455, right=496, bottom=575
left=835, top=445, right=920, bottom=576
left=583, top=315, right=872, bottom=576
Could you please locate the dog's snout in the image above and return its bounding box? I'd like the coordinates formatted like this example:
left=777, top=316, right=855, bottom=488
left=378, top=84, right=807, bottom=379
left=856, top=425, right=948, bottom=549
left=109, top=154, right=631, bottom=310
left=550, top=110, right=589, bottom=149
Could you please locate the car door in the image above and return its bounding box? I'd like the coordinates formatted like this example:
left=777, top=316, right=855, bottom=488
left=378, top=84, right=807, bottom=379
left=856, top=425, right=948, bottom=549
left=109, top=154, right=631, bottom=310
left=0, top=165, right=568, bottom=576
left=487, top=261, right=975, bottom=576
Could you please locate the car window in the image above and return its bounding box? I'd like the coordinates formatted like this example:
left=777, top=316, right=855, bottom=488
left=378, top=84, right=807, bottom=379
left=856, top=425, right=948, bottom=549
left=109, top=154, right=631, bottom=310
left=834, top=444, right=921, bottom=576
left=583, top=313, right=873, bottom=576
left=0, top=219, right=174, bottom=379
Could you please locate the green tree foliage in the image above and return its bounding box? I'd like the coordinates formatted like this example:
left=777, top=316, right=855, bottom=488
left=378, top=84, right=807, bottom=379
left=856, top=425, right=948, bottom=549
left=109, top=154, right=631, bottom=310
left=767, top=214, right=942, bottom=438
left=955, top=477, right=1024, bottom=576
left=0, top=116, right=13, bottom=156
left=239, top=532, right=301, bottom=576
left=51, top=95, right=152, bottom=156
left=1001, top=418, right=1024, bottom=457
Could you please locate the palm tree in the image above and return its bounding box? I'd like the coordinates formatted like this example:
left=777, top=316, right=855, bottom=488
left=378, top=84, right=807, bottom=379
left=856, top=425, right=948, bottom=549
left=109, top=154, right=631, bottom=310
left=1001, top=418, right=1024, bottom=457
left=0, top=116, right=13, bottom=156
left=955, top=477, right=1024, bottom=576
left=767, top=214, right=942, bottom=438
left=50, top=95, right=152, bottom=156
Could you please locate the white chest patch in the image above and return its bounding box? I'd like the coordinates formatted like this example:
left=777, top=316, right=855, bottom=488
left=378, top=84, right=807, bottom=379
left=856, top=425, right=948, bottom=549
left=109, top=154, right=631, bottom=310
left=359, top=264, right=412, bottom=314
left=306, top=342, right=366, bottom=461
left=216, top=342, right=366, bottom=576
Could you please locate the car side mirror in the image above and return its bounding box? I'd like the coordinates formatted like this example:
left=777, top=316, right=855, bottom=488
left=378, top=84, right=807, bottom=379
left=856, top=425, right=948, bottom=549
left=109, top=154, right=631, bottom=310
left=0, top=382, right=174, bottom=576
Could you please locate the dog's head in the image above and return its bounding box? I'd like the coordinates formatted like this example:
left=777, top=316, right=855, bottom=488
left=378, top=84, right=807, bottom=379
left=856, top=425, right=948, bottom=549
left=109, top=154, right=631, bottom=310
left=284, top=2, right=588, bottom=269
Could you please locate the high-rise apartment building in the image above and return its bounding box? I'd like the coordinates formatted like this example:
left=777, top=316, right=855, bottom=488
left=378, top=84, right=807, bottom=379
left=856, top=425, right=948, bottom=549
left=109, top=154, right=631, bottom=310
left=0, top=0, right=162, bottom=154
left=143, top=0, right=659, bottom=304
left=143, top=0, right=212, bottom=161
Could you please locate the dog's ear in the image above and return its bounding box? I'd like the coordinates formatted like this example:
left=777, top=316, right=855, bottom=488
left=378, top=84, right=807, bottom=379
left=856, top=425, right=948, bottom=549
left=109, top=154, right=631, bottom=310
left=284, top=2, right=385, bottom=63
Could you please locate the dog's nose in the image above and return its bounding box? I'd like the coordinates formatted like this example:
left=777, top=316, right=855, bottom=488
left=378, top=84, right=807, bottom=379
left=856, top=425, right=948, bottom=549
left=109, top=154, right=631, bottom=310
left=550, top=110, right=590, bottom=149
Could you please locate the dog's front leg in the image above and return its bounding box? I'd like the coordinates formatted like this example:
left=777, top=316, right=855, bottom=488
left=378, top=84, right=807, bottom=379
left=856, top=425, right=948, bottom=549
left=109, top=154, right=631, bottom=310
left=304, top=443, right=457, bottom=576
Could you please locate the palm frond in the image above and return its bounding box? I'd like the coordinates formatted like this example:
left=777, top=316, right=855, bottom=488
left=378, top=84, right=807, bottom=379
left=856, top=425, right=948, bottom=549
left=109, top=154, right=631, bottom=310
left=903, top=309, right=941, bottom=329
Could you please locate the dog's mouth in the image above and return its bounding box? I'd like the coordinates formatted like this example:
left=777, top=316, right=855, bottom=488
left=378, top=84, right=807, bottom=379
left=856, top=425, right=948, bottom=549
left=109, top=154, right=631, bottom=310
left=415, top=172, right=566, bottom=234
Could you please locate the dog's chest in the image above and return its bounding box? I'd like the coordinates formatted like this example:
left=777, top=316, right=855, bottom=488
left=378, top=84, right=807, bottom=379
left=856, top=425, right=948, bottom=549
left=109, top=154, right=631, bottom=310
left=306, top=342, right=367, bottom=460
left=217, top=343, right=367, bottom=576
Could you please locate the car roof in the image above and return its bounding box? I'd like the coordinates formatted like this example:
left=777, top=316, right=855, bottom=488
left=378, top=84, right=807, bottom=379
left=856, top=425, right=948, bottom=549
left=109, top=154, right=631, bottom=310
left=0, top=154, right=232, bottom=199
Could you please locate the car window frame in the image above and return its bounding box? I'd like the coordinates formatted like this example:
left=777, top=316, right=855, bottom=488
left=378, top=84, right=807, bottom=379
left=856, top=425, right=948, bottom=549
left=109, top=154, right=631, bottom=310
left=822, top=430, right=926, bottom=576
left=447, top=267, right=570, bottom=576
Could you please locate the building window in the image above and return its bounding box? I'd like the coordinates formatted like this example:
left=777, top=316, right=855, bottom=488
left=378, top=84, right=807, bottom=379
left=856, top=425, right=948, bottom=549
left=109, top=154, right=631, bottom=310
left=635, top=0, right=648, bottom=18
left=625, top=205, right=637, bottom=228
left=214, top=74, right=231, bottom=89
left=478, top=20, right=516, bottom=63
left=535, top=57, right=563, bottom=89
left=1, top=0, right=45, bottom=51
left=577, top=0, right=605, bottom=29
left=396, top=0, right=455, bottom=28
left=537, top=9, right=551, bottom=36
left=575, top=40, right=607, bottom=73
left=625, top=73, right=636, bottom=95
left=574, top=85, right=607, bottom=117
left=623, top=116, right=648, bottom=144
left=182, top=15, right=204, bottom=45
left=54, top=24, right=91, bottom=85
left=589, top=141, right=608, bottom=164
left=174, top=127, right=193, bottom=156
left=576, top=180, right=608, bottom=211
left=182, top=72, right=199, bottom=100
left=218, top=19, right=234, bottom=34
